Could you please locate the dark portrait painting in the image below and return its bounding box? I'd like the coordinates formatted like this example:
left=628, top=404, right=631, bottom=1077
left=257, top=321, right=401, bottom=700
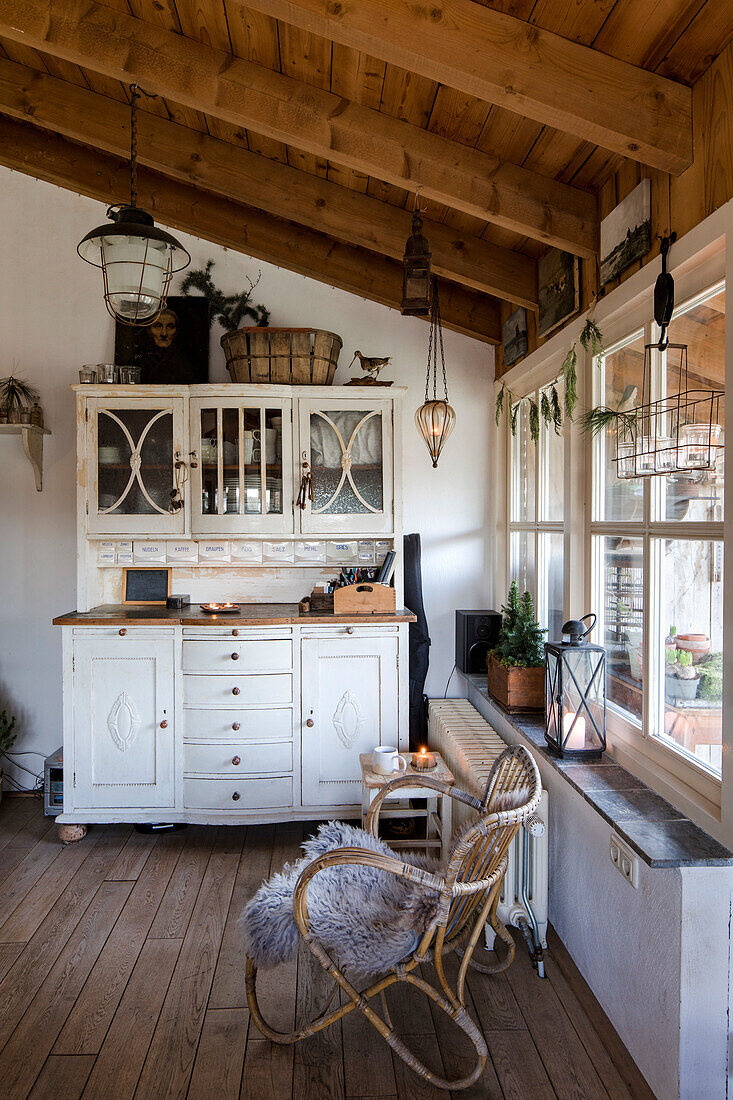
left=114, top=296, right=209, bottom=384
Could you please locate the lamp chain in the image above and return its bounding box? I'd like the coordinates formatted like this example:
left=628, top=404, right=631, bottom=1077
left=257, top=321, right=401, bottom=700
left=424, top=277, right=449, bottom=404
left=129, top=83, right=139, bottom=208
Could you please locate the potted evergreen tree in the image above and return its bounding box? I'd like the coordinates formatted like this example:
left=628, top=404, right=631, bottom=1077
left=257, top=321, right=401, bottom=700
left=487, top=582, right=546, bottom=712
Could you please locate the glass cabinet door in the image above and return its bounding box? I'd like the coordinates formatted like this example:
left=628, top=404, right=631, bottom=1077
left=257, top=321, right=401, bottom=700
left=298, top=399, right=393, bottom=533
left=88, top=397, right=186, bottom=534
left=190, top=398, right=293, bottom=534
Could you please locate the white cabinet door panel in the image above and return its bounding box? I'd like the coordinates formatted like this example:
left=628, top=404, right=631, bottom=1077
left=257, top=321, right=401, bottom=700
left=301, top=635, right=398, bottom=806
left=72, top=635, right=175, bottom=809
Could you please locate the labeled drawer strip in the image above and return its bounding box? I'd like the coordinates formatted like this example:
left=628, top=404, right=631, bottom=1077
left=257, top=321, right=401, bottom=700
left=184, top=673, right=292, bottom=707
left=184, top=707, right=293, bottom=742
left=182, top=639, right=292, bottom=673
left=184, top=776, right=292, bottom=811
left=184, top=741, right=293, bottom=776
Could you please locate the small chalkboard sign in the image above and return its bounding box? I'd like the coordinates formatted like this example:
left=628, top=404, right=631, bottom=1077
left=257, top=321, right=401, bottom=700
left=123, top=568, right=172, bottom=605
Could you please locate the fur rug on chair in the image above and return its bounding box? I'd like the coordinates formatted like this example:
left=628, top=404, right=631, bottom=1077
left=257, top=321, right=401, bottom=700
left=240, top=821, right=441, bottom=978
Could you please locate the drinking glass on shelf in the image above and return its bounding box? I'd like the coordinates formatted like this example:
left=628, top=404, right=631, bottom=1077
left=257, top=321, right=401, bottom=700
left=79, top=366, right=97, bottom=383
left=118, top=365, right=141, bottom=384
left=97, top=364, right=119, bottom=384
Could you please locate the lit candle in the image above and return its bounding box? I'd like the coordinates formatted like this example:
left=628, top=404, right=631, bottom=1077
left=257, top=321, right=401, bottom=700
left=562, top=712, right=586, bottom=750
left=411, top=746, right=436, bottom=770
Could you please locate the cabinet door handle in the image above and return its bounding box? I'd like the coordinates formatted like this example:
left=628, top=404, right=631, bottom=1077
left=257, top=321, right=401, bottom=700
left=119, top=628, right=127, bottom=636
left=232, top=687, right=240, bottom=696
left=306, top=718, right=314, bottom=727
left=231, top=652, right=239, bottom=661
left=231, top=722, right=241, bottom=731
left=232, top=629, right=239, bottom=637
left=160, top=720, right=168, bottom=729
left=232, top=791, right=241, bottom=801
left=232, top=756, right=241, bottom=766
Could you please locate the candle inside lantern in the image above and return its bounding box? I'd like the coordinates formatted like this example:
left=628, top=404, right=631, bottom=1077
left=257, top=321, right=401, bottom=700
left=562, top=712, right=586, bottom=750
left=411, top=746, right=436, bottom=769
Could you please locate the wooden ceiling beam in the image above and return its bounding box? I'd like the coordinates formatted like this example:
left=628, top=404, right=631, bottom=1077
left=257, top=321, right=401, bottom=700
left=242, top=0, right=693, bottom=174
left=0, top=114, right=501, bottom=344
left=0, top=0, right=597, bottom=258
left=0, top=59, right=537, bottom=307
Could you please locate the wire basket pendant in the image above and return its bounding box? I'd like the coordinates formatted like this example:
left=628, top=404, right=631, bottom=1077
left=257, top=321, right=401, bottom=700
left=615, top=342, right=724, bottom=479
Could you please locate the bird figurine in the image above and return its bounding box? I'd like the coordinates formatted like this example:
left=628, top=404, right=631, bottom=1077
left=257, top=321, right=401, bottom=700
left=348, top=350, right=392, bottom=383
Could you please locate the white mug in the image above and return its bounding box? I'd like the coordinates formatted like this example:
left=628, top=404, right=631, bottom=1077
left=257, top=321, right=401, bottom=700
left=372, top=746, right=407, bottom=775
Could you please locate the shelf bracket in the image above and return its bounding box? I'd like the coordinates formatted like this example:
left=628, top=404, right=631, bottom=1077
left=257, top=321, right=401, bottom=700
left=22, top=426, right=44, bottom=491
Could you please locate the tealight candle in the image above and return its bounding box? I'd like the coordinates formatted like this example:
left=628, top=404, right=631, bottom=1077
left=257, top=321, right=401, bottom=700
left=411, top=746, right=436, bottom=770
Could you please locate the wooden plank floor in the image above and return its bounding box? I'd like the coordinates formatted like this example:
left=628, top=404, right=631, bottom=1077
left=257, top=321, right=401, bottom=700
left=0, top=797, right=655, bottom=1100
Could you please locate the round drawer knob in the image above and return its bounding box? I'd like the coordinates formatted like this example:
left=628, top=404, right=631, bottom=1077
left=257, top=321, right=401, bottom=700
left=232, top=791, right=241, bottom=801
left=119, top=628, right=127, bottom=636
left=232, top=629, right=239, bottom=637
left=232, top=756, right=241, bottom=766
left=159, top=720, right=168, bottom=729
left=231, top=652, right=239, bottom=661
left=306, top=718, right=314, bottom=727
left=232, top=687, right=240, bottom=696
left=346, top=626, right=354, bottom=634
left=232, top=722, right=241, bottom=732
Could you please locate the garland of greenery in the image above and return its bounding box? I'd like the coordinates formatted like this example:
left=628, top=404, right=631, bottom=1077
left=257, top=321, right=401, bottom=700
left=495, top=318, right=603, bottom=444
left=181, top=260, right=271, bottom=331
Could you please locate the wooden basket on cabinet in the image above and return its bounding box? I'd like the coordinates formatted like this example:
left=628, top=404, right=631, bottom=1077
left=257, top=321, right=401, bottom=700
left=334, top=583, right=396, bottom=615
left=221, top=327, right=343, bottom=385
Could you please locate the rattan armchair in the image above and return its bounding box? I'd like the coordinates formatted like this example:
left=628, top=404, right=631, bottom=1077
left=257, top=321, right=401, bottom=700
left=245, top=745, right=542, bottom=1092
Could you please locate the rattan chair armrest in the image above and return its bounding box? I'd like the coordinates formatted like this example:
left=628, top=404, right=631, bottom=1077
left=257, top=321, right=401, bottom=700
left=365, top=775, right=481, bottom=837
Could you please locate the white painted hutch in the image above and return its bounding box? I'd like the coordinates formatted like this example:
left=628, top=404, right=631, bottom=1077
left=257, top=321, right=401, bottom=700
left=55, top=384, right=412, bottom=830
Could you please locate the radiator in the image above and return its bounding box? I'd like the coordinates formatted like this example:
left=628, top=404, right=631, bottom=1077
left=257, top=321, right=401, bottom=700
left=428, top=699, right=549, bottom=950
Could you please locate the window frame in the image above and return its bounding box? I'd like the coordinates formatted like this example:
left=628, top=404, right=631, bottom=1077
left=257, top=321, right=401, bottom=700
left=496, top=211, right=731, bottom=839
left=506, top=380, right=565, bottom=634
left=589, top=285, right=725, bottom=807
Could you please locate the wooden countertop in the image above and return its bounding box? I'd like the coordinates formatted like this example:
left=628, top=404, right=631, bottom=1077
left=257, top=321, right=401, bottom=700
left=53, top=604, right=417, bottom=626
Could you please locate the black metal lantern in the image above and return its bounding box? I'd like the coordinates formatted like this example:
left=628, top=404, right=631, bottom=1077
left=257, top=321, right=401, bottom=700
left=77, top=85, right=190, bottom=325
left=545, top=614, right=606, bottom=760
left=401, top=207, right=431, bottom=316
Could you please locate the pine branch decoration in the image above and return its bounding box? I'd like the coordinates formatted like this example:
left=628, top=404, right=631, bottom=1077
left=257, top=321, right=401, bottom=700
left=528, top=398, right=540, bottom=444
left=181, top=260, right=270, bottom=331
left=550, top=386, right=562, bottom=434
left=495, top=383, right=505, bottom=426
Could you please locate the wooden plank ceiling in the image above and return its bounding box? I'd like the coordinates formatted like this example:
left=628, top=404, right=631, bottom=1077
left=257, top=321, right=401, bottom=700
left=0, top=0, right=730, bottom=342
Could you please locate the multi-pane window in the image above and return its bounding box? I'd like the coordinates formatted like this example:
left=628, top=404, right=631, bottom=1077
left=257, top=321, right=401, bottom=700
left=508, top=395, right=565, bottom=639
left=591, top=284, right=725, bottom=776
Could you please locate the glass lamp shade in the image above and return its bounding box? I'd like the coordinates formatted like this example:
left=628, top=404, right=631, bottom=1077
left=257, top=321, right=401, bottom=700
left=415, top=399, right=456, bottom=468
left=78, top=207, right=190, bottom=325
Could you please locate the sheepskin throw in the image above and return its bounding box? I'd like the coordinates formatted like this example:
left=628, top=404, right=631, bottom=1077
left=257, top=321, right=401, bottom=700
left=241, top=821, right=441, bottom=978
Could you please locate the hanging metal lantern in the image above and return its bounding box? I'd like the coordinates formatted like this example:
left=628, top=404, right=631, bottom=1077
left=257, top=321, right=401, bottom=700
left=77, top=85, right=190, bottom=325
left=415, top=278, right=456, bottom=467
left=613, top=235, right=723, bottom=478
left=545, top=615, right=606, bottom=760
left=401, top=207, right=432, bottom=316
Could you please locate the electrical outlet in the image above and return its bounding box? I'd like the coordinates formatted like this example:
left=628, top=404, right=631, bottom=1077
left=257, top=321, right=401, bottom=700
left=610, top=833, right=639, bottom=889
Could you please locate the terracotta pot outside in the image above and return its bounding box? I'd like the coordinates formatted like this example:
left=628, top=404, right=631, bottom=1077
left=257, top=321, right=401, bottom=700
left=676, top=634, right=711, bottom=662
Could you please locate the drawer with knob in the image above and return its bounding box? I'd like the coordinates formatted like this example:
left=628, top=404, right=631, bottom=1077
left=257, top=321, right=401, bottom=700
left=183, top=776, right=292, bottom=811
left=184, top=741, right=292, bottom=776
left=184, top=707, right=293, bottom=742
left=182, top=639, right=292, bottom=673
left=184, top=673, right=292, bottom=707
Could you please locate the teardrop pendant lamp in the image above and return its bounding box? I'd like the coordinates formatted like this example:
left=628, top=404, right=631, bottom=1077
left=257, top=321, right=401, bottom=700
left=415, top=278, right=456, bottom=467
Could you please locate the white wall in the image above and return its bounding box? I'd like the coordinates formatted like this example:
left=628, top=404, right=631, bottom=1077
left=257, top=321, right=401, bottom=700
left=0, top=168, right=493, bottom=781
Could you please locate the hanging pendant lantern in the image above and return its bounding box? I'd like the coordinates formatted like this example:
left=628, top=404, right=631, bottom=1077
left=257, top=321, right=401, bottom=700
left=401, top=204, right=432, bottom=316
left=77, top=85, right=190, bottom=325
left=613, top=237, right=723, bottom=479
left=415, top=278, right=456, bottom=467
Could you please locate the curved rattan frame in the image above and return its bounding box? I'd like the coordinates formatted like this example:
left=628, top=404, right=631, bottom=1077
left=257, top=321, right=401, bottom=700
left=245, top=745, right=542, bottom=1092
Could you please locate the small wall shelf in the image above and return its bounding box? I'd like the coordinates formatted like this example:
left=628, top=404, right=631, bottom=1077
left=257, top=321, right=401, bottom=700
left=0, top=423, right=51, bottom=491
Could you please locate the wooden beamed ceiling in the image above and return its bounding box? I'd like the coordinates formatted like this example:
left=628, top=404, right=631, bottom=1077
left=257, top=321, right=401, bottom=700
left=0, top=0, right=729, bottom=344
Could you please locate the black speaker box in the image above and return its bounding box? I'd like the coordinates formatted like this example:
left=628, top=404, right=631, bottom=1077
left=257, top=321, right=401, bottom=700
left=455, top=610, right=502, bottom=674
